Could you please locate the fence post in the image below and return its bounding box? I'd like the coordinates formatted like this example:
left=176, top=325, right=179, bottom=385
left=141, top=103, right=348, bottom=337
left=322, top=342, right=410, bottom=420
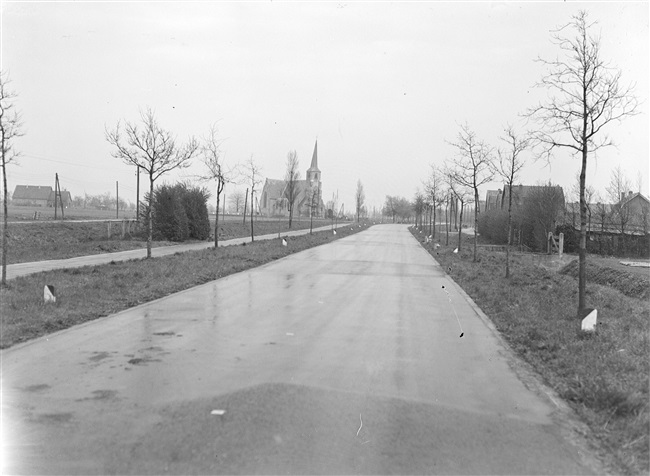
left=559, top=232, right=564, bottom=258
left=107, top=221, right=111, bottom=239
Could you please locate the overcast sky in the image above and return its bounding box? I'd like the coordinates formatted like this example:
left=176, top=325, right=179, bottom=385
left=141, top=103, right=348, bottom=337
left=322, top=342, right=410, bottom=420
left=1, top=1, right=648, bottom=213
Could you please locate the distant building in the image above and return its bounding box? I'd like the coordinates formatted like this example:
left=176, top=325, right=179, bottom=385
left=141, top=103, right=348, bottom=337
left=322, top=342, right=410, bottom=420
left=501, top=184, right=565, bottom=212
left=259, top=140, right=325, bottom=217
left=484, top=189, right=502, bottom=211
left=12, top=185, right=71, bottom=208
left=587, top=191, right=650, bottom=236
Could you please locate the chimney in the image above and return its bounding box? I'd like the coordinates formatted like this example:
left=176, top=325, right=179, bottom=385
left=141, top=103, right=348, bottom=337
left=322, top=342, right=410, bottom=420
left=621, top=192, right=625, bottom=202
left=629, top=191, right=634, bottom=197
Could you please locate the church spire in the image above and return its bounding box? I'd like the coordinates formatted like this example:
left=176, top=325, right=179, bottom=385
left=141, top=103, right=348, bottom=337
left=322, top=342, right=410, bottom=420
left=309, top=140, right=319, bottom=172
left=306, top=139, right=320, bottom=183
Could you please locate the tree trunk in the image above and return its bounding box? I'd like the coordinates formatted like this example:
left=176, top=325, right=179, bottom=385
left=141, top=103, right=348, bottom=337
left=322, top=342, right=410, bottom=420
left=506, top=183, right=514, bottom=279
left=289, top=201, right=293, bottom=229
left=473, top=187, right=479, bottom=262
left=578, top=140, right=588, bottom=314
left=457, top=200, right=464, bottom=251
left=445, top=198, right=449, bottom=246
left=250, top=189, right=254, bottom=242
left=214, top=186, right=220, bottom=248
left=2, top=154, right=8, bottom=286
left=147, top=176, right=153, bottom=258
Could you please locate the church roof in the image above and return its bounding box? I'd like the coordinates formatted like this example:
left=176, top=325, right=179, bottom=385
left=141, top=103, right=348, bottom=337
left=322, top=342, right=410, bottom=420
left=307, top=140, right=319, bottom=172
left=263, top=178, right=287, bottom=198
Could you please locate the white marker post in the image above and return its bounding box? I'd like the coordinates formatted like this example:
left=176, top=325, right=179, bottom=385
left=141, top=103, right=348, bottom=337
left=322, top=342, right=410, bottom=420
left=44, top=285, right=56, bottom=304
left=581, top=309, right=597, bottom=332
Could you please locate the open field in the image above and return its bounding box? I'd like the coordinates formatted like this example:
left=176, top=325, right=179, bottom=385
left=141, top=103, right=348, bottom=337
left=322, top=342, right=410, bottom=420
left=3, top=205, right=137, bottom=221
left=411, top=227, right=649, bottom=475
left=0, top=223, right=369, bottom=350
left=1, top=215, right=344, bottom=264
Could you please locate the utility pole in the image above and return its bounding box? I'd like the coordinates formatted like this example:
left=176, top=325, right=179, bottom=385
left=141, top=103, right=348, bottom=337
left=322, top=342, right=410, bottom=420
left=54, top=173, right=64, bottom=220
left=116, top=181, right=119, bottom=219
left=54, top=174, right=58, bottom=220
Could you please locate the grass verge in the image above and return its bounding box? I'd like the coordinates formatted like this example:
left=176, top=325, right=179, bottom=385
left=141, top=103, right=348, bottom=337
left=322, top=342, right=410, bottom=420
left=411, top=227, right=649, bottom=475
left=1, top=224, right=368, bottom=350
left=1, top=217, right=340, bottom=264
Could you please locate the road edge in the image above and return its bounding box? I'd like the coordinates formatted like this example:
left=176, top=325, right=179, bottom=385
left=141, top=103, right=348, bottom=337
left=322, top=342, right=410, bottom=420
left=407, top=227, right=619, bottom=476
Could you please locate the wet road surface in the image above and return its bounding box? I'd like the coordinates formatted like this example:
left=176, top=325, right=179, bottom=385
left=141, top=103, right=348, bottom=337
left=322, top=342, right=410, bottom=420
left=2, top=225, right=603, bottom=474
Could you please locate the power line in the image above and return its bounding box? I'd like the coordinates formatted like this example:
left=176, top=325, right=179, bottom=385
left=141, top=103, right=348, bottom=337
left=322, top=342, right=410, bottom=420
left=22, top=152, right=124, bottom=172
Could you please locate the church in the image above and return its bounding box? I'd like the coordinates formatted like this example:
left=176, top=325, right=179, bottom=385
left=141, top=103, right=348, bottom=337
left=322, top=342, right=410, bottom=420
left=259, top=141, right=325, bottom=218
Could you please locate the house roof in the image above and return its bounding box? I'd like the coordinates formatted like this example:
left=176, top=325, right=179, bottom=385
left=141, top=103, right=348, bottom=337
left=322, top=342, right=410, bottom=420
left=620, top=192, right=650, bottom=208
left=13, top=185, right=53, bottom=200
left=502, top=184, right=565, bottom=203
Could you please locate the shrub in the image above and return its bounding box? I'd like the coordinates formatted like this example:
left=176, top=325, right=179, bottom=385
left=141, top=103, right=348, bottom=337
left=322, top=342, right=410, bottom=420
left=152, top=184, right=189, bottom=242
left=477, top=208, right=509, bottom=244
left=179, top=183, right=211, bottom=240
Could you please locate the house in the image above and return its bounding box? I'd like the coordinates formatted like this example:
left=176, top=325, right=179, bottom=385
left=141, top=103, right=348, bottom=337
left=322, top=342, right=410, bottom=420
left=500, top=184, right=565, bottom=212
left=48, top=190, right=72, bottom=208
left=12, top=185, right=52, bottom=207
left=12, top=185, right=71, bottom=208
left=259, top=140, right=325, bottom=218
left=619, top=191, right=650, bottom=222
left=591, top=191, right=650, bottom=235
left=484, top=189, right=502, bottom=211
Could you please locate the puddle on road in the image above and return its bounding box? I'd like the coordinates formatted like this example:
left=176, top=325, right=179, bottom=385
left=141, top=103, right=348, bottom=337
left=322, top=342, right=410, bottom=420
left=88, top=351, right=112, bottom=362
left=75, top=389, right=119, bottom=402
left=127, top=357, right=162, bottom=366
left=21, top=384, right=51, bottom=393
left=33, top=412, right=74, bottom=424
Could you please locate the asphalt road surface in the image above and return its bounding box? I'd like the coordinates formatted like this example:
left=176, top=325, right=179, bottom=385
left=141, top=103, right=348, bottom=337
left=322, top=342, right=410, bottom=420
left=2, top=224, right=604, bottom=474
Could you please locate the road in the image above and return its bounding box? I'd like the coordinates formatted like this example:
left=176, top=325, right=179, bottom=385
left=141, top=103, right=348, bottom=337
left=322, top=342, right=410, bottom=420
left=5, top=222, right=354, bottom=280
left=1, top=224, right=603, bottom=474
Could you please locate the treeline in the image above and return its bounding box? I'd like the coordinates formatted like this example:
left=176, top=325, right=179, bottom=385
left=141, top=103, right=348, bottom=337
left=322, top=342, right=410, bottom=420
left=71, top=192, right=133, bottom=211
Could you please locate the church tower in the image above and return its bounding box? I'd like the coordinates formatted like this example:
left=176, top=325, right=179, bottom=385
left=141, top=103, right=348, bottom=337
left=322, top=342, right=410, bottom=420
left=306, top=140, right=320, bottom=185
left=305, top=140, right=322, bottom=217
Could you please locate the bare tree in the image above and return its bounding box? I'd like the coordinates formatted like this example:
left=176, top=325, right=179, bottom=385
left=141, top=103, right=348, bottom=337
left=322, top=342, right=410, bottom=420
left=228, top=189, right=245, bottom=214
left=201, top=124, right=235, bottom=248
left=383, top=195, right=397, bottom=223
left=355, top=179, right=365, bottom=223
left=492, top=126, right=529, bottom=278
left=447, top=123, right=494, bottom=261
left=105, top=107, right=199, bottom=258
left=243, top=155, right=262, bottom=242
left=413, top=190, right=426, bottom=230
left=607, top=165, right=632, bottom=239
left=445, top=169, right=470, bottom=252
left=527, top=10, right=638, bottom=315
left=424, top=165, right=444, bottom=239
left=284, top=150, right=300, bottom=229
left=308, top=184, right=320, bottom=234
left=1, top=72, right=24, bottom=286
left=330, top=190, right=339, bottom=231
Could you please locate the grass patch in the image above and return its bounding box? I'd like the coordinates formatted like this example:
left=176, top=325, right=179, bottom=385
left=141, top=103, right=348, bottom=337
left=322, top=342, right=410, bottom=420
left=411, top=227, right=649, bottom=475
left=1, top=224, right=368, bottom=350
left=1, top=217, right=339, bottom=264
